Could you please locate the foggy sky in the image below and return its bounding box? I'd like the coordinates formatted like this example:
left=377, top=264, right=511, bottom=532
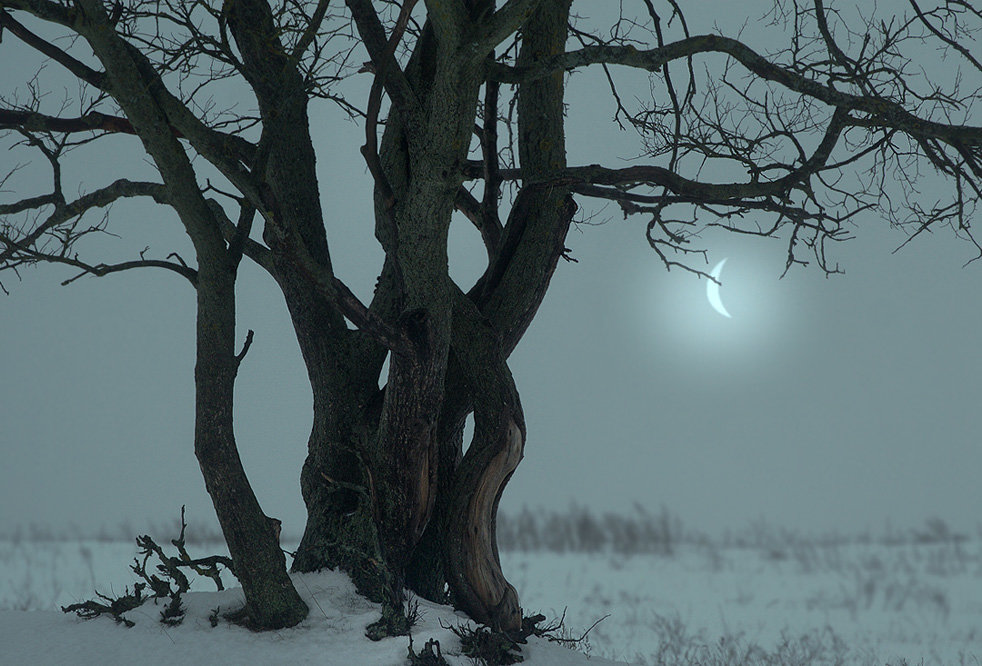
left=2, top=3, right=981, bottom=541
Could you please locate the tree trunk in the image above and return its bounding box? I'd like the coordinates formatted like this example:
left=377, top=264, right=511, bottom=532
left=289, top=5, right=574, bottom=636
left=70, top=0, right=310, bottom=630
left=221, top=0, right=401, bottom=615
left=192, top=261, right=308, bottom=629
left=442, top=291, right=525, bottom=631
left=287, top=282, right=393, bottom=603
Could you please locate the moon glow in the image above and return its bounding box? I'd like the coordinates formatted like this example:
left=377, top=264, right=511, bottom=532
left=707, top=259, right=732, bottom=318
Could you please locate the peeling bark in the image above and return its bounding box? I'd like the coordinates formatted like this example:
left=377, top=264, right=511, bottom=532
left=447, top=417, right=524, bottom=630
left=440, top=293, right=526, bottom=631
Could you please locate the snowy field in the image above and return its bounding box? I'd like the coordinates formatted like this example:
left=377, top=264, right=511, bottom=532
left=2, top=512, right=982, bottom=665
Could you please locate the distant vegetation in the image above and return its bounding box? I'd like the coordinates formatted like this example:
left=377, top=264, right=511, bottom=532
left=496, top=504, right=680, bottom=555
left=1, top=505, right=973, bottom=553
left=3, top=507, right=981, bottom=665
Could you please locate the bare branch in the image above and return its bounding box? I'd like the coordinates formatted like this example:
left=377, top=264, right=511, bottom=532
left=1, top=179, right=170, bottom=265
left=290, top=0, right=333, bottom=63
left=345, top=0, right=422, bottom=125
left=487, top=34, right=982, bottom=145
left=264, top=223, right=412, bottom=357
left=0, top=108, right=138, bottom=135
left=59, top=255, right=198, bottom=285
left=909, top=0, right=982, bottom=74
left=360, top=0, right=419, bottom=215
left=206, top=198, right=274, bottom=277
left=234, top=329, right=255, bottom=367
left=0, top=192, right=59, bottom=217
left=0, top=9, right=107, bottom=88
left=476, top=0, right=542, bottom=53
left=478, top=75, right=503, bottom=255
left=464, top=107, right=844, bottom=204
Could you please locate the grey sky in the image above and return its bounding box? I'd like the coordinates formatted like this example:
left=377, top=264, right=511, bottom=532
left=1, top=2, right=980, bottom=541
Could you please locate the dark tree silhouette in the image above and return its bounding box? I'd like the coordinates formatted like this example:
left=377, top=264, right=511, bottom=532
left=1, top=0, right=979, bottom=638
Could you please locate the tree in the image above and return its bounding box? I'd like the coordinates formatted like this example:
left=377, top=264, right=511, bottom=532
left=1, top=0, right=979, bottom=637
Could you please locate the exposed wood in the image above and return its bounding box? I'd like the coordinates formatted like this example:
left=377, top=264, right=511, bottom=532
left=442, top=290, right=526, bottom=631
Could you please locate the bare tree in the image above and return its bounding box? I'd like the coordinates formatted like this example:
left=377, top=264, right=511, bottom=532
left=1, top=0, right=979, bottom=639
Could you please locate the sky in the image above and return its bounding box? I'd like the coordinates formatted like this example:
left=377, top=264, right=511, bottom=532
left=2, top=2, right=981, bottom=542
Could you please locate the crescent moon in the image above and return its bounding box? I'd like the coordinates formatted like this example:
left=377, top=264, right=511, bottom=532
left=706, top=259, right=732, bottom=318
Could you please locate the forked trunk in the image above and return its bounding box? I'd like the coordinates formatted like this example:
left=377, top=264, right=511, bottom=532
left=290, top=1, right=574, bottom=636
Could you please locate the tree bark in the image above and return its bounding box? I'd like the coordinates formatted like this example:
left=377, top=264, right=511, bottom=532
left=366, top=49, right=486, bottom=619
left=300, top=3, right=576, bottom=635
left=70, top=0, right=309, bottom=629
left=442, top=292, right=526, bottom=631
left=192, top=261, right=308, bottom=630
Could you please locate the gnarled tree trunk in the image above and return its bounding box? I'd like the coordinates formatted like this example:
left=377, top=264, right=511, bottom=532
left=442, top=291, right=526, bottom=631
left=289, top=0, right=575, bottom=636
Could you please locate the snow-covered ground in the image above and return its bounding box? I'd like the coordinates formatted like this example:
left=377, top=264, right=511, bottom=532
left=2, top=526, right=982, bottom=665
left=0, top=564, right=617, bottom=666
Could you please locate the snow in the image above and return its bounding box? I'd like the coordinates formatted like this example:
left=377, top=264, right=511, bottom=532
left=4, top=532, right=982, bottom=665
left=501, top=544, right=982, bottom=665
left=0, top=567, right=626, bottom=666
